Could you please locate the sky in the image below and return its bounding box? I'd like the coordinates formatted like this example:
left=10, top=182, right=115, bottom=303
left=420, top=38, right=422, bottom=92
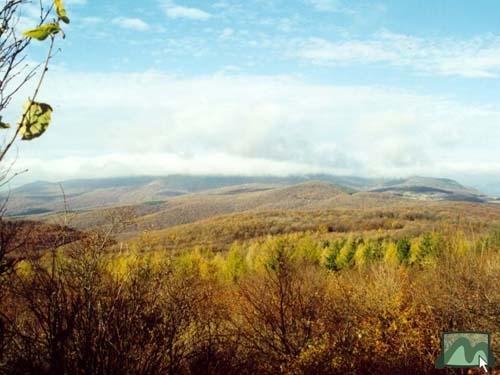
left=4, top=0, right=500, bottom=192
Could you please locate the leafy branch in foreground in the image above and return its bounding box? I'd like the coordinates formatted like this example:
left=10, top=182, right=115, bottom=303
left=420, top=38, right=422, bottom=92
left=0, top=0, right=71, bottom=165
left=0, top=0, right=71, bottom=282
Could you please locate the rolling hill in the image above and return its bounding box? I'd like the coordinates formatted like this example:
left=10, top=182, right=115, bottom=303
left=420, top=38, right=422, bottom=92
left=122, top=200, right=500, bottom=252
left=1, top=174, right=492, bottom=218
left=9, top=175, right=493, bottom=239
left=3, top=174, right=500, bottom=256
left=370, top=176, right=488, bottom=202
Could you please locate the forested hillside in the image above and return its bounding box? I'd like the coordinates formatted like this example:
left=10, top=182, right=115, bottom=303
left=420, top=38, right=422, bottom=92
left=4, top=174, right=493, bottom=217
left=1, top=202, right=499, bottom=374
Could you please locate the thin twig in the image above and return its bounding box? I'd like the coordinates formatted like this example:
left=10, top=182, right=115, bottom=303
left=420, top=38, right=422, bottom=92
left=0, top=34, right=55, bottom=163
left=0, top=167, right=27, bottom=187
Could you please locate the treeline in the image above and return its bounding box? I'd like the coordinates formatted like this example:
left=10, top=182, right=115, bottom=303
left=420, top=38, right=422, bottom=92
left=126, top=203, right=500, bottom=253
left=0, top=228, right=499, bottom=374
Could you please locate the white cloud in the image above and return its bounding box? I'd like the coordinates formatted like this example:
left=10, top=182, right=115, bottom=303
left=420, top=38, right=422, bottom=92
left=296, top=37, right=397, bottom=62
left=15, top=153, right=341, bottom=182
left=220, top=28, right=234, bottom=38
left=160, top=1, right=212, bottom=20
left=293, top=32, right=500, bottom=78
left=112, top=17, right=150, bottom=31
left=81, top=16, right=104, bottom=25
left=307, top=0, right=342, bottom=12
left=6, top=71, right=500, bottom=182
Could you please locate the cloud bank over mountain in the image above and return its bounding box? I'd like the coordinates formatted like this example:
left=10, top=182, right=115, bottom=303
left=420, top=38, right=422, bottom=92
left=7, top=71, right=500, bottom=187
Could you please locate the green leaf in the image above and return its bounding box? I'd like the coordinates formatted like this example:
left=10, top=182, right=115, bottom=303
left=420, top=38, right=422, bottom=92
left=19, top=101, right=53, bottom=141
left=54, top=0, right=70, bottom=24
left=23, top=23, right=60, bottom=41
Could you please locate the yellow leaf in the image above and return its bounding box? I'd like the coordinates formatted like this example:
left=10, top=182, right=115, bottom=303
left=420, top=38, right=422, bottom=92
left=23, top=23, right=60, bottom=41
left=19, top=101, right=53, bottom=141
left=55, top=0, right=70, bottom=24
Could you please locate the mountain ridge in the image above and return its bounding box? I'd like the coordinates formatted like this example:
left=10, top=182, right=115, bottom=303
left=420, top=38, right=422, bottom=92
left=1, top=174, right=493, bottom=217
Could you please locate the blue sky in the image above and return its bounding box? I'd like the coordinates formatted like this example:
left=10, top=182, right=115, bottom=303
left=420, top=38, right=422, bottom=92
left=6, top=0, right=500, bottom=192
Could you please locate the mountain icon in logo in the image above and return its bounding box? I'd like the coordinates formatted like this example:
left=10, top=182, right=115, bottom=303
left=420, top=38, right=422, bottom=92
left=435, top=332, right=495, bottom=371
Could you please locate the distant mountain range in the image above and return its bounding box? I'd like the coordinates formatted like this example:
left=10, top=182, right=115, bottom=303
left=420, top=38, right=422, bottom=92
left=1, top=174, right=497, bottom=218
left=369, top=176, right=489, bottom=203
